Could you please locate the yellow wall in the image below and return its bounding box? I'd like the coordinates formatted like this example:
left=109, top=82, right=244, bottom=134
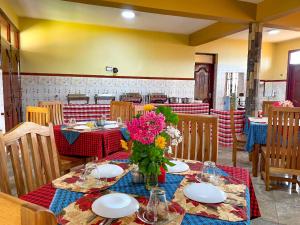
left=272, top=38, right=300, bottom=80
left=20, top=18, right=195, bottom=78
left=195, top=38, right=274, bottom=79
left=0, top=0, right=19, bottom=28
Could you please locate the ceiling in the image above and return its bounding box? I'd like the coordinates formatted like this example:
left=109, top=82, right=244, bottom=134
left=238, top=0, right=264, bottom=3
left=227, top=27, right=300, bottom=43
left=8, top=0, right=217, bottom=34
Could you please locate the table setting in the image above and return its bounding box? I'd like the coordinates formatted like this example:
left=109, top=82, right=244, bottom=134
left=53, top=116, right=125, bottom=159
left=21, top=105, right=260, bottom=224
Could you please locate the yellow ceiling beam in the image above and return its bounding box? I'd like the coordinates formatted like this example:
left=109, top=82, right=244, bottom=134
left=257, top=0, right=300, bottom=22
left=189, top=22, right=247, bottom=46
left=64, top=0, right=256, bottom=23
left=265, top=12, right=300, bottom=31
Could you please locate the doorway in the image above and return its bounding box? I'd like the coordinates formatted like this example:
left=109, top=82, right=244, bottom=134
left=194, top=53, right=216, bottom=108
left=286, top=49, right=300, bottom=106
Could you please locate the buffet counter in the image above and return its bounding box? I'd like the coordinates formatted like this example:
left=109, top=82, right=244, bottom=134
left=210, top=109, right=245, bottom=146
left=63, top=103, right=210, bottom=122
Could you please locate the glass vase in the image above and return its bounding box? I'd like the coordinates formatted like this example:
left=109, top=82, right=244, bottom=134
left=144, top=173, right=158, bottom=190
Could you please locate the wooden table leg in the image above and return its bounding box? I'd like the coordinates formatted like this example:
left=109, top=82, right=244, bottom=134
left=252, top=144, right=259, bottom=177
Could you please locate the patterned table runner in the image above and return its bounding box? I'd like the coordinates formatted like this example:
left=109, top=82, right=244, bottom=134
left=172, top=174, right=249, bottom=223
left=57, top=190, right=185, bottom=225
left=52, top=160, right=132, bottom=193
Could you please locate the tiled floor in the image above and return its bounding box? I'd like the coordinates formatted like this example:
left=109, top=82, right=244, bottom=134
left=218, top=147, right=300, bottom=225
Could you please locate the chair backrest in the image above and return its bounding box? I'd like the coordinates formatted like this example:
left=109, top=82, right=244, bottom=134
left=262, top=101, right=277, bottom=116
left=230, top=109, right=237, bottom=145
left=0, top=122, right=60, bottom=196
left=176, top=114, right=218, bottom=162
left=26, top=106, right=50, bottom=126
left=38, top=101, right=64, bottom=125
left=110, top=101, right=134, bottom=122
left=133, top=105, right=145, bottom=116
left=266, top=106, right=300, bottom=170
left=0, top=192, right=57, bottom=225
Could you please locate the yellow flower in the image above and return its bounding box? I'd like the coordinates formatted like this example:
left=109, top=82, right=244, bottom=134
left=155, top=136, right=167, bottom=149
left=86, top=122, right=95, bottom=128
left=120, top=140, right=129, bottom=151
left=144, top=104, right=155, bottom=112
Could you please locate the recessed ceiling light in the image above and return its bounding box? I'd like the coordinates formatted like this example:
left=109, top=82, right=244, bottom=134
left=268, top=29, right=280, bottom=35
left=121, top=10, right=135, bottom=19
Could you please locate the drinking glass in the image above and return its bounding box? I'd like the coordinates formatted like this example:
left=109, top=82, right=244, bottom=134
left=68, top=118, right=76, bottom=127
left=138, top=187, right=169, bottom=224
left=116, top=117, right=123, bottom=127
left=196, top=161, right=220, bottom=185
left=76, top=162, right=98, bottom=187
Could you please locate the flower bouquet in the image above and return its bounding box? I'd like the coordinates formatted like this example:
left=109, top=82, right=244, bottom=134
left=273, top=100, right=294, bottom=108
left=124, top=104, right=182, bottom=189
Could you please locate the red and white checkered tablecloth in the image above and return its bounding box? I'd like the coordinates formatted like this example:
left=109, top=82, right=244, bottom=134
left=210, top=109, right=246, bottom=146
left=154, top=103, right=209, bottom=114
left=20, top=152, right=260, bottom=220
left=53, top=126, right=122, bottom=159
left=63, top=103, right=210, bottom=123
left=63, top=104, right=110, bottom=123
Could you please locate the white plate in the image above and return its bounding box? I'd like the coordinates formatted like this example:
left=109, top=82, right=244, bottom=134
left=167, top=160, right=189, bottom=173
left=183, top=183, right=227, bottom=203
left=92, top=193, right=139, bottom=218
left=105, top=121, right=117, bottom=125
left=104, top=124, right=119, bottom=129
left=91, top=164, right=124, bottom=178
left=73, top=125, right=90, bottom=130
left=76, top=121, right=89, bottom=125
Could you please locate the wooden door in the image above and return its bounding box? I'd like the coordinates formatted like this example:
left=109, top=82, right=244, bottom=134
left=194, top=63, right=215, bottom=108
left=11, top=47, right=22, bottom=125
left=0, top=39, right=21, bottom=131
left=287, top=50, right=300, bottom=107
left=1, top=39, right=14, bottom=130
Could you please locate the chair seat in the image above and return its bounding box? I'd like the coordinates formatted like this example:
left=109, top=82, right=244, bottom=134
left=236, top=134, right=247, bottom=143
left=60, top=155, right=93, bottom=173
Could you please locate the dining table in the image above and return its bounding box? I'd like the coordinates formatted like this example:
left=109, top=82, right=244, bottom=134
left=54, top=125, right=123, bottom=159
left=20, top=151, right=261, bottom=225
left=244, top=117, right=268, bottom=177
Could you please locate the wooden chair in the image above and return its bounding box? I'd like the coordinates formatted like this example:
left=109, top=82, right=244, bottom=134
left=110, top=101, right=134, bottom=122
left=262, top=101, right=277, bottom=116
left=261, top=106, right=300, bottom=191
left=0, top=122, right=60, bottom=196
left=26, top=106, right=50, bottom=126
left=175, top=114, right=218, bottom=162
left=230, top=109, right=247, bottom=167
left=0, top=192, right=56, bottom=225
left=0, top=122, right=85, bottom=196
left=133, top=105, right=145, bottom=116
left=38, top=101, right=64, bottom=125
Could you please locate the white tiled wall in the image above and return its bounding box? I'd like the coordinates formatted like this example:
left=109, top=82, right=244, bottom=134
left=21, top=75, right=195, bottom=108
left=258, top=81, right=287, bottom=109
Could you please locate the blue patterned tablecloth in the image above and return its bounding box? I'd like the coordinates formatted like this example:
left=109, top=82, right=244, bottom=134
left=244, top=120, right=268, bottom=152
left=50, top=164, right=250, bottom=225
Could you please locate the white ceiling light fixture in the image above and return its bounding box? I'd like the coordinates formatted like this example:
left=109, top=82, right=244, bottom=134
left=268, top=29, right=280, bottom=35
left=121, top=10, right=136, bottom=19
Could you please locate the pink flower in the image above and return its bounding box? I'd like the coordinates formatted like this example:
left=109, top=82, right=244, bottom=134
left=273, top=101, right=282, bottom=107
left=126, top=111, right=166, bottom=145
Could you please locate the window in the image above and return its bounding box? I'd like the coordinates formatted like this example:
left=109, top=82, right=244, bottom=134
left=290, top=50, right=300, bottom=65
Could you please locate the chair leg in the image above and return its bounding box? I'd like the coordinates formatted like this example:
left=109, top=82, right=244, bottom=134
left=265, top=165, right=270, bottom=191
left=260, top=154, right=265, bottom=180
left=232, top=145, right=237, bottom=167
